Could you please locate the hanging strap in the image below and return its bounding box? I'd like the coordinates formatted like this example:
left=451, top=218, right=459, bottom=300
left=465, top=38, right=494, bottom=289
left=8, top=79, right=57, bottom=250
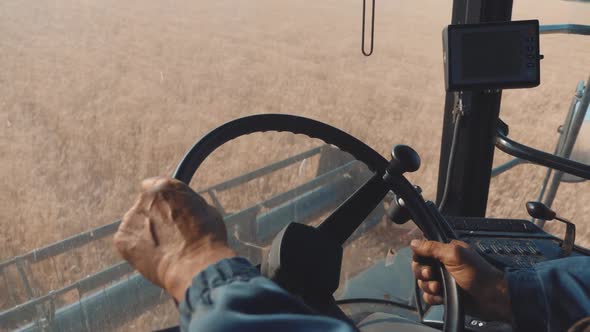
left=361, top=0, right=375, bottom=56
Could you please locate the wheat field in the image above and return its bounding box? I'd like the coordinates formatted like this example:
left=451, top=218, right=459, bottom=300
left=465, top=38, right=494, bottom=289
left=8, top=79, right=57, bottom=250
left=1, top=0, right=589, bottom=330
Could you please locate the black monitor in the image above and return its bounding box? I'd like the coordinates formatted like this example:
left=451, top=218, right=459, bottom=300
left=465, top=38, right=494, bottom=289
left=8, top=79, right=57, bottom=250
left=443, top=20, right=541, bottom=91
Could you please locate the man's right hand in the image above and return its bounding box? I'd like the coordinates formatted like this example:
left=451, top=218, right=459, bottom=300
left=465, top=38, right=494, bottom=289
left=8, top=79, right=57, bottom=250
left=410, top=239, right=513, bottom=323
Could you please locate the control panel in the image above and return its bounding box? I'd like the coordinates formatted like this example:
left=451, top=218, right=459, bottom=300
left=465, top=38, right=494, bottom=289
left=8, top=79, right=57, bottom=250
left=446, top=216, right=586, bottom=269
left=463, top=237, right=559, bottom=268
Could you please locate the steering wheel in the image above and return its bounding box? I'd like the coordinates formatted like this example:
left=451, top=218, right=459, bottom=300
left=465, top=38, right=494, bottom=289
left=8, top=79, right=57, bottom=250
left=172, top=114, right=464, bottom=332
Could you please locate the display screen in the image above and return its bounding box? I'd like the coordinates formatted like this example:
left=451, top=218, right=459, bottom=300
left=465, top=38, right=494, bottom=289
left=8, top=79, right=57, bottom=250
left=461, top=31, right=522, bottom=80
left=444, top=20, right=540, bottom=90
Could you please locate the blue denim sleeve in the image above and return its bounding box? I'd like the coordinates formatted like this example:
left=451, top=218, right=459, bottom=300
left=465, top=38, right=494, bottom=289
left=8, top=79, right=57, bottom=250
left=178, top=257, right=356, bottom=332
left=506, top=256, right=590, bottom=332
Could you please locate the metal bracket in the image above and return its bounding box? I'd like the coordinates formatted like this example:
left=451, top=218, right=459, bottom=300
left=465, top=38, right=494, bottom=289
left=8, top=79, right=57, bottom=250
left=555, top=217, right=576, bottom=257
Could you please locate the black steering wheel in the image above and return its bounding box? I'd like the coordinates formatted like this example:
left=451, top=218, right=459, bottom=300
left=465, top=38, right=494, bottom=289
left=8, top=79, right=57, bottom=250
left=172, top=114, right=464, bottom=332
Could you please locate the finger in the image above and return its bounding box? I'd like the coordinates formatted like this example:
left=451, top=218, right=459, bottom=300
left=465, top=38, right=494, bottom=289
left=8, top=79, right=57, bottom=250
left=418, top=279, right=441, bottom=295
left=410, top=239, right=460, bottom=265
left=140, top=177, right=199, bottom=213
left=148, top=179, right=226, bottom=243
left=146, top=178, right=210, bottom=220
left=450, top=239, right=470, bottom=249
left=411, top=260, right=421, bottom=279
left=412, top=262, right=434, bottom=280
left=114, top=216, right=157, bottom=260
left=119, top=203, right=147, bottom=233
left=141, top=176, right=175, bottom=193
left=423, top=293, right=444, bottom=305
left=141, top=176, right=192, bottom=200
left=122, top=178, right=164, bottom=220
left=141, top=177, right=206, bottom=222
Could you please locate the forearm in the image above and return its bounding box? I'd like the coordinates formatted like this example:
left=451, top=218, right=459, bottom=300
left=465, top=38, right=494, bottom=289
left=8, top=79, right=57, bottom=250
left=179, top=257, right=355, bottom=332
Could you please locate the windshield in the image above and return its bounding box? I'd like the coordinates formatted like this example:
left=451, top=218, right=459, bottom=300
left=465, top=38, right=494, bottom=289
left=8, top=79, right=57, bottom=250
left=1, top=0, right=589, bottom=330
left=488, top=0, right=590, bottom=244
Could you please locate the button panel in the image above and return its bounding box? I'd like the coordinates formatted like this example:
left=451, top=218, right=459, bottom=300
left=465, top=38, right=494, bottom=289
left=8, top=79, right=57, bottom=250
left=522, top=29, right=538, bottom=74
left=464, top=238, right=545, bottom=268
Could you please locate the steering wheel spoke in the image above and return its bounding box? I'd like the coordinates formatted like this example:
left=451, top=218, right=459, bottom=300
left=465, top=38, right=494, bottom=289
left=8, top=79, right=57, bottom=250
left=317, top=172, right=390, bottom=245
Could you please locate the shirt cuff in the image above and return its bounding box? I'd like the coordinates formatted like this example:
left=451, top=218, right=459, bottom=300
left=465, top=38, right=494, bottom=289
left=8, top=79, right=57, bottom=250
left=506, top=267, right=548, bottom=332
left=178, top=257, right=259, bottom=329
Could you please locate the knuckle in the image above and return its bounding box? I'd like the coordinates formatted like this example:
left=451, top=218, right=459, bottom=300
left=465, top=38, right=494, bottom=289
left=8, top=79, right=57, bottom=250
left=140, top=177, right=157, bottom=192
left=422, top=241, right=435, bottom=254
left=420, top=281, right=430, bottom=293
left=449, top=239, right=462, bottom=247
left=141, top=176, right=174, bottom=193
left=413, top=266, right=424, bottom=279
left=423, top=293, right=443, bottom=305
left=423, top=281, right=432, bottom=292
left=450, top=244, right=463, bottom=258
left=423, top=293, right=435, bottom=304
left=424, top=281, right=438, bottom=294
left=122, top=209, right=133, bottom=223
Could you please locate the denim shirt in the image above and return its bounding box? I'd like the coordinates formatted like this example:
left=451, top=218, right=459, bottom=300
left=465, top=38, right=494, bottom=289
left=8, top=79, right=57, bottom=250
left=506, top=256, right=590, bottom=332
left=179, top=256, right=590, bottom=332
left=178, top=257, right=355, bottom=332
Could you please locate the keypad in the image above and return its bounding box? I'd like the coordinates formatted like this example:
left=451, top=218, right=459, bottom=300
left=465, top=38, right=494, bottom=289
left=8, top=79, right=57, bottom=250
left=464, top=238, right=545, bottom=268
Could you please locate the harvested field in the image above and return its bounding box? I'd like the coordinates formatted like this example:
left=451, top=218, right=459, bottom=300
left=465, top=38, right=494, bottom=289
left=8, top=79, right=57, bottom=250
left=1, top=0, right=589, bottom=330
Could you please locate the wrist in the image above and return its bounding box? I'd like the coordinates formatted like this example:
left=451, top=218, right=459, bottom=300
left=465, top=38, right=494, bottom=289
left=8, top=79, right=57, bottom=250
left=163, top=244, right=236, bottom=302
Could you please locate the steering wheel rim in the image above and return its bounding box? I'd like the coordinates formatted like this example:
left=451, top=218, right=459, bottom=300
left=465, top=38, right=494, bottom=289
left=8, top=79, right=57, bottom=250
left=173, top=114, right=389, bottom=183
left=173, top=113, right=463, bottom=332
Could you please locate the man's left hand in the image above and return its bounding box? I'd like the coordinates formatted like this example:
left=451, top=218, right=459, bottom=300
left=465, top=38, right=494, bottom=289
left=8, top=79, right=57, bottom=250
left=114, top=177, right=236, bottom=302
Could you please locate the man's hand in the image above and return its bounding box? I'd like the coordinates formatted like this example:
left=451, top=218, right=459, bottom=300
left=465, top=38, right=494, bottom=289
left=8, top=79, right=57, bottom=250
left=411, top=239, right=512, bottom=322
left=114, top=177, right=236, bottom=302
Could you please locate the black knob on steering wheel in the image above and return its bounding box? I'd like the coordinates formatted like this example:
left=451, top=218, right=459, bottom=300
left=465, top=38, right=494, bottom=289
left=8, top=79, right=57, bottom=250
left=387, top=144, right=421, bottom=175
